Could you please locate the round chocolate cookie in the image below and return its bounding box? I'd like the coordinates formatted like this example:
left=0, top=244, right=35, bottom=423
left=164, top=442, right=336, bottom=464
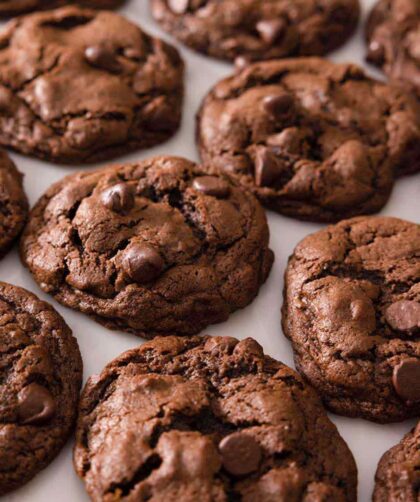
left=366, top=0, right=420, bottom=99
left=0, top=150, right=28, bottom=259
left=282, top=216, right=420, bottom=423
left=373, top=422, right=420, bottom=501
left=0, top=6, right=184, bottom=164
left=151, top=0, right=360, bottom=63
left=0, top=0, right=124, bottom=17
left=20, top=157, right=273, bottom=338
left=198, top=58, right=420, bottom=222
left=74, top=335, right=357, bottom=501
left=0, top=281, right=82, bottom=495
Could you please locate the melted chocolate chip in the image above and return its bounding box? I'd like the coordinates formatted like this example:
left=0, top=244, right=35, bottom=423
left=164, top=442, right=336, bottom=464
left=17, top=383, right=56, bottom=425
left=192, top=176, right=230, bottom=198
left=256, top=19, right=286, bottom=44
left=85, top=44, right=122, bottom=73
left=219, top=432, right=262, bottom=476
left=122, top=243, right=164, bottom=283
left=262, top=94, right=294, bottom=117
left=168, top=0, right=189, bottom=14
left=254, top=148, right=285, bottom=187
left=392, top=359, right=420, bottom=402
left=101, top=183, right=135, bottom=213
left=385, top=300, right=420, bottom=334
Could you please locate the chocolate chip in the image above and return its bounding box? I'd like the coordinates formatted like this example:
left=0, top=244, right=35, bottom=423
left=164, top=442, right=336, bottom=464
left=17, top=383, right=56, bottom=425
left=262, top=94, right=294, bottom=117
left=385, top=300, right=420, bottom=334
left=254, top=148, right=285, bottom=187
left=392, top=358, right=420, bottom=402
left=219, top=432, right=262, bottom=476
left=256, top=19, right=286, bottom=44
left=367, top=40, right=385, bottom=65
left=168, top=0, right=189, bottom=14
left=122, top=243, right=164, bottom=283
left=101, top=183, right=135, bottom=213
left=192, top=176, right=230, bottom=198
left=85, top=44, right=121, bottom=73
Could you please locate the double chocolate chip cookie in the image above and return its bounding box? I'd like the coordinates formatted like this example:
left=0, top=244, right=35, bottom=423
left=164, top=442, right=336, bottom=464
left=373, top=422, right=420, bottom=501
left=0, top=282, right=82, bottom=495
left=21, top=157, right=273, bottom=338
left=0, top=0, right=124, bottom=17
left=151, top=0, right=360, bottom=63
left=198, top=58, right=420, bottom=222
left=283, top=216, right=420, bottom=423
left=0, top=150, right=28, bottom=259
left=0, top=7, right=184, bottom=164
left=74, top=335, right=357, bottom=501
left=366, top=0, right=420, bottom=98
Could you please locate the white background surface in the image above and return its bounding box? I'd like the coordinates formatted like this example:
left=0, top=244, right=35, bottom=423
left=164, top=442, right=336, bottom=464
left=2, top=0, right=419, bottom=501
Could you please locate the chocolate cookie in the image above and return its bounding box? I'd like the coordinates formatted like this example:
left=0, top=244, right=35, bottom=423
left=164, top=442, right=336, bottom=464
left=198, top=58, right=420, bottom=222
left=0, top=150, right=28, bottom=259
left=0, top=0, right=124, bottom=17
left=20, top=157, right=273, bottom=338
left=151, top=0, right=360, bottom=63
left=0, top=7, right=184, bottom=164
left=74, top=335, right=357, bottom=501
left=373, top=422, right=420, bottom=501
left=282, top=216, right=420, bottom=423
left=0, top=281, right=82, bottom=495
left=366, top=0, right=420, bottom=98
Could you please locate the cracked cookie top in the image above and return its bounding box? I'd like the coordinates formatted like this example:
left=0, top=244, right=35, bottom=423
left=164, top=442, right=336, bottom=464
left=366, top=0, right=420, bottom=98
left=198, top=58, right=420, bottom=222
left=20, top=156, right=273, bottom=338
left=0, top=150, right=28, bottom=258
left=0, top=6, right=184, bottom=164
left=151, top=0, right=360, bottom=62
left=74, top=335, right=357, bottom=502
left=0, top=281, right=82, bottom=495
left=0, top=0, right=124, bottom=17
left=282, top=216, right=420, bottom=423
left=373, top=421, right=420, bottom=501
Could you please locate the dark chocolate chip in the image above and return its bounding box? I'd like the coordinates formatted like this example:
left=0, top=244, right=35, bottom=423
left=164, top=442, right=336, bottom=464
left=85, top=44, right=122, bottom=73
left=192, top=176, right=230, bottom=198
left=168, top=0, right=189, bottom=14
left=122, top=243, right=164, bottom=283
left=219, top=432, right=262, bottom=476
left=101, top=183, right=135, bottom=213
left=262, top=94, right=294, bottom=117
left=254, top=148, right=284, bottom=187
left=256, top=19, right=286, bottom=44
left=17, top=383, right=56, bottom=425
left=385, top=300, right=420, bottom=334
left=367, top=40, right=385, bottom=65
left=392, top=358, right=420, bottom=402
